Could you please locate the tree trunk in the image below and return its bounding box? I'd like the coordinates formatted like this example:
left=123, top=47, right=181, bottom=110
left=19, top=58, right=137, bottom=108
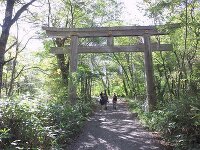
left=55, top=38, right=69, bottom=86
left=122, top=77, right=128, bottom=96
left=56, top=54, right=69, bottom=85
left=0, top=0, right=15, bottom=96
left=0, top=39, right=6, bottom=96
left=0, top=0, right=36, bottom=97
left=8, top=53, right=17, bottom=96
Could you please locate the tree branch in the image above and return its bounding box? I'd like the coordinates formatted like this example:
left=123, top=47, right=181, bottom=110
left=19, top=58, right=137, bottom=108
left=5, top=41, right=17, bottom=53
left=3, top=57, right=15, bottom=65
left=24, top=66, right=50, bottom=75
left=14, top=66, right=50, bottom=81
left=14, top=66, right=26, bottom=80
left=19, top=35, right=36, bottom=53
left=10, top=0, right=37, bottom=26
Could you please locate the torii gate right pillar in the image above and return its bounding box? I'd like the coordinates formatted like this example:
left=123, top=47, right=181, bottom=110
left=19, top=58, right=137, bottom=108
left=143, top=34, right=156, bottom=112
left=68, top=35, right=78, bottom=105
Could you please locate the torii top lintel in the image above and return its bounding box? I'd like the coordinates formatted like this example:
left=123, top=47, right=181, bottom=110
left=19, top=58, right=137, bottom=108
left=42, top=25, right=168, bottom=38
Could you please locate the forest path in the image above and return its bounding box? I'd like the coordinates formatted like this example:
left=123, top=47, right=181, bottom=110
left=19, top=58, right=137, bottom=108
left=67, top=99, right=166, bottom=150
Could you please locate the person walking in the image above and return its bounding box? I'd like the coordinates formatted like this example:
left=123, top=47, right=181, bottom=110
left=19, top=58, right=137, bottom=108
left=99, top=92, right=104, bottom=111
left=112, top=93, right=117, bottom=109
left=104, top=90, right=109, bottom=110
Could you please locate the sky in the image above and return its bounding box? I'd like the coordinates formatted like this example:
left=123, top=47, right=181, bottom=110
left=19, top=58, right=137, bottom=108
left=119, top=0, right=154, bottom=25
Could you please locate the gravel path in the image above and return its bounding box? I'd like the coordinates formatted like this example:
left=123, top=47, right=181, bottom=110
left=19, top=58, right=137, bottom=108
left=67, top=100, right=166, bottom=150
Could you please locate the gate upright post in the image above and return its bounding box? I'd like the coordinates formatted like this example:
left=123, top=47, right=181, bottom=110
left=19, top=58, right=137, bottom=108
left=143, top=34, right=156, bottom=111
left=68, top=35, right=78, bottom=105
left=107, top=36, right=114, bottom=46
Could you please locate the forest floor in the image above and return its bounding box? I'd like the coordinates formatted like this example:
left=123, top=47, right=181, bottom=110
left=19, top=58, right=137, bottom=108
left=66, top=99, right=169, bottom=150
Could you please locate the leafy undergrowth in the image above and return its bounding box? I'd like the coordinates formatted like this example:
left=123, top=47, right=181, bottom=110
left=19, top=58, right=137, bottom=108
left=127, top=96, right=200, bottom=150
left=0, top=95, right=96, bottom=149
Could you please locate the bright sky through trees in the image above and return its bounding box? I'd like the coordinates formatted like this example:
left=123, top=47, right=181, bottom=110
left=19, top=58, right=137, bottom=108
left=119, top=0, right=154, bottom=25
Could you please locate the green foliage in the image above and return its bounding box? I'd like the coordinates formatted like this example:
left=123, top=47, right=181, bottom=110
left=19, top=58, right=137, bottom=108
left=47, top=0, right=123, bottom=28
left=137, top=0, right=200, bottom=149
left=0, top=95, right=95, bottom=149
left=128, top=95, right=200, bottom=149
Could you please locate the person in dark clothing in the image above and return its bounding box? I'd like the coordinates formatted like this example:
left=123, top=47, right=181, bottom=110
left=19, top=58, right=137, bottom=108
left=104, top=90, right=109, bottom=110
left=100, top=92, right=103, bottom=100
left=112, top=93, right=117, bottom=109
left=99, top=92, right=104, bottom=110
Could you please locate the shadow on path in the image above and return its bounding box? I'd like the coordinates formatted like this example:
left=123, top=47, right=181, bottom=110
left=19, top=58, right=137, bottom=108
left=67, top=100, right=166, bottom=150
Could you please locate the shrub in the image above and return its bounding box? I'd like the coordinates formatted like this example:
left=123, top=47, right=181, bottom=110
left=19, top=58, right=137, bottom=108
left=0, top=95, right=95, bottom=149
left=127, top=95, right=200, bottom=149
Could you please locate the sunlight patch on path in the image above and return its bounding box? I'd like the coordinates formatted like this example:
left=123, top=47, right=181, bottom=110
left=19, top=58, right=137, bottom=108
left=67, top=100, right=164, bottom=150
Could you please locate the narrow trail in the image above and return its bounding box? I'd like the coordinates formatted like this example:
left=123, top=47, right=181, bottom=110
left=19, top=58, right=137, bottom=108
left=67, top=100, right=166, bottom=150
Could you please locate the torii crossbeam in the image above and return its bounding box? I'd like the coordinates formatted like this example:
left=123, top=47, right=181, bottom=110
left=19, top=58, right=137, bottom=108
left=43, top=25, right=172, bottom=111
left=43, top=25, right=167, bottom=37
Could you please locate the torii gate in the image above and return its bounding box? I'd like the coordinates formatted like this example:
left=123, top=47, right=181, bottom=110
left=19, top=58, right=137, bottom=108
left=43, top=26, right=172, bottom=111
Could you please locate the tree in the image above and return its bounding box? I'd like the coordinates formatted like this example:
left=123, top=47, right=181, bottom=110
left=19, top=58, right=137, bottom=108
left=0, top=0, right=37, bottom=96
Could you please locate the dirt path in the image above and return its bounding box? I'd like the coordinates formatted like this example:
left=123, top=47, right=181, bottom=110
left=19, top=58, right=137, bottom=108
left=67, top=100, right=166, bottom=150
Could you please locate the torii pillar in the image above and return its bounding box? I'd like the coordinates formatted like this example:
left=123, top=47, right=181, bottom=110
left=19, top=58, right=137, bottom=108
left=68, top=35, right=78, bottom=105
left=143, top=34, right=156, bottom=111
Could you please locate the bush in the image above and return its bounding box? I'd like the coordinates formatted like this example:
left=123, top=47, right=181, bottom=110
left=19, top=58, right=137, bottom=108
left=127, top=96, right=200, bottom=149
left=0, top=95, right=95, bottom=149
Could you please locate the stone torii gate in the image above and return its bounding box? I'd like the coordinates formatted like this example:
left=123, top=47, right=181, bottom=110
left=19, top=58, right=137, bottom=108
left=43, top=26, right=172, bottom=111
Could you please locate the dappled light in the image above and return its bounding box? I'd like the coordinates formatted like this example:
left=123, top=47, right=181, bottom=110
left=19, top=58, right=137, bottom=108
left=67, top=100, right=163, bottom=150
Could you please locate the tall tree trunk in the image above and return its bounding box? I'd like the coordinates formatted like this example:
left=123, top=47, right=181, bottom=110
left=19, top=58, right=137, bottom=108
left=0, top=36, right=8, bottom=96
left=0, top=0, right=36, bottom=97
left=122, top=77, right=128, bottom=96
left=55, top=38, right=69, bottom=85
left=8, top=46, right=19, bottom=96
left=0, top=0, right=15, bottom=96
left=56, top=54, right=69, bottom=85
left=113, top=53, right=132, bottom=95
